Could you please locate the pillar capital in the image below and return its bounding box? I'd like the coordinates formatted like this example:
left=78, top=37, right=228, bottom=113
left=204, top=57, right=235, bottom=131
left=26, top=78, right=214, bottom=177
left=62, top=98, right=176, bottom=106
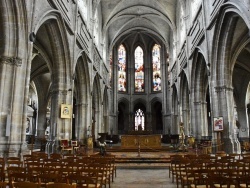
left=76, top=103, right=88, bottom=107
left=214, top=85, right=233, bottom=93
left=0, top=56, right=22, bottom=66
left=50, top=89, right=68, bottom=96
left=193, top=101, right=207, bottom=105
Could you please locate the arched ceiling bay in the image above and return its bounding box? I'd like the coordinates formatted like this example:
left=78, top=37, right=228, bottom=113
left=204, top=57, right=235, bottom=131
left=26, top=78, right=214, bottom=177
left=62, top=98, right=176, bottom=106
left=100, top=0, right=177, bottom=48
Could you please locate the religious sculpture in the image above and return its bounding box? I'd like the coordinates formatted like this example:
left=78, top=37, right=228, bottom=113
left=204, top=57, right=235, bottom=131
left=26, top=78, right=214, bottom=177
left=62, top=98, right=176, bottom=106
left=178, top=122, right=187, bottom=151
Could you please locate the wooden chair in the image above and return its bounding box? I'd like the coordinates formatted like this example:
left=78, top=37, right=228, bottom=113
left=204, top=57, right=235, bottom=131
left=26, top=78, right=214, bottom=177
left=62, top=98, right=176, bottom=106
left=105, top=154, right=117, bottom=181
left=49, top=153, right=62, bottom=161
left=190, top=169, right=209, bottom=188
left=0, top=158, right=5, bottom=182
left=9, top=172, right=30, bottom=188
left=60, top=139, right=73, bottom=154
left=208, top=169, right=237, bottom=188
left=71, top=140, right=79, bottom=154
left=38, top=173, right=61, bottom=187
left=12, top=182, right=41, bottom=188
left=7, top=160, right=23, bottom=167
left=7, top=157, right=20, bottom=161
left=238, top=175, right=250, bottom=188
left=28, top=166, right=45, bottom=183
left=0, top=182, right=7, bottom=188
left=45, top=183, right=76, bottom=188
left=169, top=155, right=183, bottom=181
left=67, top=174, right=101, bottom=188
left=175, top=157, right=191, bottom=188
left=92, top=158, right=111, bottom=188
left=181, top=162, right=203, bottom=188
left=60, top=166, right=74, bottom=183
left=7, top=166, right=26, bottom=182
left=242, top=141, right=250, bottom=152
left=78, top=165, right=105, bottom=188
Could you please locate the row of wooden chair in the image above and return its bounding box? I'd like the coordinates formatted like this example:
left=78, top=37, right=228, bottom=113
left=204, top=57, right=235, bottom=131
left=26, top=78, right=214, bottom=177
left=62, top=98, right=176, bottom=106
left=1, top=181, right=76, bottom=188
left=1, top=153, right=117, bottom=188
left=169, top=152, right=250, bottom=188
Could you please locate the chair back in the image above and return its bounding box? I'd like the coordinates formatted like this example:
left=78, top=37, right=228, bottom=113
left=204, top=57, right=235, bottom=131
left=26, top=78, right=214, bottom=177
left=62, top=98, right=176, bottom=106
left=0, top=182, right=7, bottom=188
left=12, top=182, right=40, bottom=188
left=46, top=183, right=76, bottom=188
left=61, top=140, right=69, bottom=147
left=71, top=141, right=77, bottom=147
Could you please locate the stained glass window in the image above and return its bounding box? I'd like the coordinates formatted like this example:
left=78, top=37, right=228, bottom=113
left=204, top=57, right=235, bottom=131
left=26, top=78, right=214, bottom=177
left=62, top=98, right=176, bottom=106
left=118, top=45, right=126, bottom=92
left=152, top=44, right=161, bottom=91
left=135, top=109, right=145, bottom=131
left=135, top=46, right=144, bottom=92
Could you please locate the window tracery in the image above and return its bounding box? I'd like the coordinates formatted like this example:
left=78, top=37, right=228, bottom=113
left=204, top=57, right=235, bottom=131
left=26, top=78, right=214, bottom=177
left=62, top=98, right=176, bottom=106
left=135, top=46, right=144, bottom=92
left=118, top=45, right=126, bottom=92
left=152, top=44, right=161, bottom=91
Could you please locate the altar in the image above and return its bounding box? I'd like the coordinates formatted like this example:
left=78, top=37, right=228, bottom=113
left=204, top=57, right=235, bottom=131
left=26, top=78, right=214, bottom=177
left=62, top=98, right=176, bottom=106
left=121, top=134, right=162, bottom=148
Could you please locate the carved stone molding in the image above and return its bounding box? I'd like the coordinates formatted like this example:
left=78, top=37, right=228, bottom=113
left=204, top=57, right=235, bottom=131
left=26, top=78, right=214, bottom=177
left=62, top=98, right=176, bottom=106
left=214, top=86, right=234, bottom=93
left=76, top=103, right=88, bottom=107
left=50, top=89, right=69, bottom=96
left=0, top=56, right=22, bottom=66
left=193, top=101, right=207, bottom=105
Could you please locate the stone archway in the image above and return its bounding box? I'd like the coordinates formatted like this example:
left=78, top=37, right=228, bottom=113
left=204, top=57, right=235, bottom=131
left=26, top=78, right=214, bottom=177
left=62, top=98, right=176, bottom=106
left=190, top=52, right=209, bottom=139
left=180, top=72, right=190, bottom=136
left=32, top=13, right=72, bottom=153
left=73, top=53, right=91, bottom=142
left=102, top=87, right=109, bottom=133
left=92, top=75, right=102, bottom=141
left=118, top=99, right=129, bottom=134
left=151, top=100, right=163, bottom=134
left=211, top=6, right=250, bottom=153
left=172, top=85, right=178, bottom=134
left=133, top=102, right=146, bottom=131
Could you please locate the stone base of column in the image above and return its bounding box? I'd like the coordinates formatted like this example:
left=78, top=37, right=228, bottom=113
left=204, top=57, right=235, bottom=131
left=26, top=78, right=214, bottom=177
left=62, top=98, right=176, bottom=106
left=46, top=139, right=60, bottom=154
left=0, top=142, right=29, bottom=158
left=222, top=137, right=241, bottom=153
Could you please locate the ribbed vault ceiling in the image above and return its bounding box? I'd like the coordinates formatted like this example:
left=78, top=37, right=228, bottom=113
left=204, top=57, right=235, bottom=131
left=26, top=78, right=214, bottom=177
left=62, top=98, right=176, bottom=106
left=100, top=0, right=177, bottom=48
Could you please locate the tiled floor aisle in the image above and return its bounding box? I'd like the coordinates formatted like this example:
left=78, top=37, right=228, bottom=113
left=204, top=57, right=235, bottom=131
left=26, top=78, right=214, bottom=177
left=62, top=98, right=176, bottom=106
left=111, top=168, right=176, bottom=188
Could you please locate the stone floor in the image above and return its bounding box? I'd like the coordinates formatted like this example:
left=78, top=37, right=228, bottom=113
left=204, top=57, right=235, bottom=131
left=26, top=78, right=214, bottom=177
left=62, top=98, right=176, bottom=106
left=111, top=168, right=176, bottom=188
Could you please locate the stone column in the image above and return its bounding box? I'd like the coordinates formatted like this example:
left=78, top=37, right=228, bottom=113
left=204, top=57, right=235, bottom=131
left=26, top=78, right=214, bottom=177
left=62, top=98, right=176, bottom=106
left=129, top=112, right=134, bottom=131
left=236, top=106, right=248, bottom=138
left=0, top=56, right=26, bottom=157
left=36, top=104, right=47, bottom=138
left=171, top=114, right=178, bottom=134
left=163, top=113, right=171, bottom=135
left=145, top=112, right=151, bottom=131
left=47, top=89, right=71, bottom=154
left=191, top=101, right=208, bottom=139
left=182, top=109, right=190, bottom=135
left=76, top=103, right=89, bottom=143
left=214, top=86, right=240, bottom=153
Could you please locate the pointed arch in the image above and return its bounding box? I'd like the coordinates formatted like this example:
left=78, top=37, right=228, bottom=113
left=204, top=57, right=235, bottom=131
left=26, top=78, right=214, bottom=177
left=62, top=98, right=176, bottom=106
left=73, top=52, right=91, bottom=140
left=191, top=50, right=209, bottom=138
left=211, top=3, right=250, bottom=147
left=172, top=84, right=179, bottom=134
left=103, top=87, right=109, bottom=132
left=150, top=98, right=163, bottom=134
left=118, top=98, right=129, bottom=134
left=179, top=71, right=190, bottom=135
left=92, top=74, right=102, bottom=139
left=133, top=100, right=146, bottom=131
